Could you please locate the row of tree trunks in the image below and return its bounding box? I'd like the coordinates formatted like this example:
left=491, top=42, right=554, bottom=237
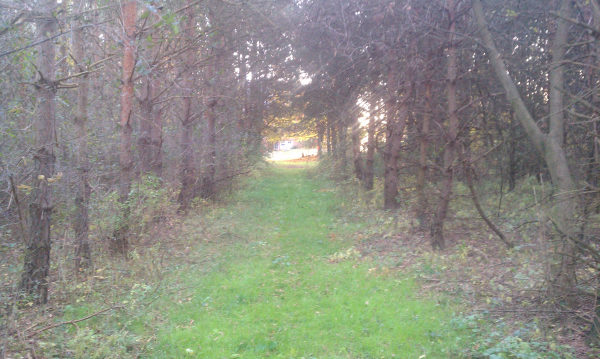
left=430, top=0, right=460, bottom=250
left=20, top=0, right=58, bottom=303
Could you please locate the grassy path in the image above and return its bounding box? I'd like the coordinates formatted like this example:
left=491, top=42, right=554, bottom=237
left=150, top=165, right=461, bottom=358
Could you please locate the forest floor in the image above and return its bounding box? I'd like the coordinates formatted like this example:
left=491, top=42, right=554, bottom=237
left=3, top=162, right=589, bottom=358
left=144, top=163, right=467, bottom=358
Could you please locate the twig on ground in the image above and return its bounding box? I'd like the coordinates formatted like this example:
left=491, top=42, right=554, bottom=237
left=26, top=306, right=124, bottom=338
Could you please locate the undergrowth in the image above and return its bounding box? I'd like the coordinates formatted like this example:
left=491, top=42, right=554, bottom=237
left=308, top=155, right=588, bottom=357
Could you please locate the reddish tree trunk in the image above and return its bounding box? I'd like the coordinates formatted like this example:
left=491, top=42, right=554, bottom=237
left=20, top=0, right=57, bottom=304
left=111, top=0, right=136, bottom=254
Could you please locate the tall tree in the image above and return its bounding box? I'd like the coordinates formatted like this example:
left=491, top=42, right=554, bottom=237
left=177, top=0, right=199, bottom=211
left=73, top=0, right=92, bottom=271
left=431, top=0, right=461, bottom=250
left=20, top=0, right=58, bottom=303
left=111, top=0, right=136, bottom=254
left=472, top=0, right=577, bottom=292
left=383, top=65, right=410, bottom=210
left=138, top=16, right=163, bottom=177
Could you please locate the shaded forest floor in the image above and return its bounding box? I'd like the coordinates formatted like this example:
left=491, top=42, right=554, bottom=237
left=1, top=163, right=592, bottom=358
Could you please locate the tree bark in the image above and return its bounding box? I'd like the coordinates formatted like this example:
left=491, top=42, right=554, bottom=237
left=138, top=23, right=163, bottom=177
left=383, top=68, right=409, bottom=210
left=73, top=0, right=92, bottom=271
left=326, top=121, right=332, bottom=155
left=330, top=116, right=338, bottom=159
left=178, top=0, right=197, bottom=211
left=416, top=80, right=431, bottom=230
left=472, top=0, right=577, bottom=291
left=364, top=102, right=377, bottom=191
left=431, top=0, right=459, bottom=250
left=317, top=119, right=324, bottom=159
left=200, top=100, right=217, bottom=199
left=351, top=113, right=364, bottom=181
left=337, top=111, right=348, bottom=175
left=20, top=0, right=57, bottom=304
left=111, top=0, right=136, bottom=254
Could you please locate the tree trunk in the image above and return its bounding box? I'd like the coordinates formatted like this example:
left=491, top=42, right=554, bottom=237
left=138, top=80, right=163, bottom=177
left=317, top=119, right=324, bottom=159
left=150, top=86, right=163, bottom=177
left=111, top=0, right=136, bottom=254
left=138, top=25, right=163, bottom=178
left=139, top=78, right=155, bottom=174
left=364, top=101, right=377, bottom=191
left=20, top=1, right=57, bottom=304
left=416, top=81, right=431, bottom=230
left=330, top=117, right=338, bottom=159
left=337, top=112, right=348, bottom=175
left=383, top=100, right=409, bottom=210
left=383, top=68, right=409, bottom=210
left=431, top=1, right=459, bottom=250
left=351, top=113, right=364, bottom=181
left=177, top=0, right=197, bottom=211
left=73, top=0, right=92, bottom=271
left=473, top=0, right=577, bottom=292
left=200, top=100, right=217, bottom=199
left=326, top=121, right=331, bottom=155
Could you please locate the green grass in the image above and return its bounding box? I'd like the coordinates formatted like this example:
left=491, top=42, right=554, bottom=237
left=148, top=165, right=465, bottom=358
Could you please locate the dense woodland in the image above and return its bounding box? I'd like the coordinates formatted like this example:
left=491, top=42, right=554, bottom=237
left=3, top=0, right=600, bottom=356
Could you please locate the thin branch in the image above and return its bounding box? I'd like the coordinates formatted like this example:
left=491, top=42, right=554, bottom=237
left=55, top=66, right=104, bottom=83
left=26, top=306, right=124, bottom=338
left=0, top=22, right=111, bottom=58
left=464, top=157, right=514, bottom=248
left=550, top=11, right=600, bottom=37
left=8, top=176, right=26, bottom=243
left=550, top=219, right=600, bottom=263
